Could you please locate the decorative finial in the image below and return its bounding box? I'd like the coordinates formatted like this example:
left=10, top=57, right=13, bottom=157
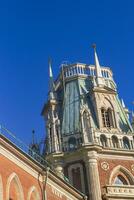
left=32, top=129, right=35, bottom=144
left=93, top=44, right=104, bottom=86
left=48, top=57, right=53, bottom=78
left=121, top=99, right=125, bottom=108
left=92, top=43, right=96, bottom=49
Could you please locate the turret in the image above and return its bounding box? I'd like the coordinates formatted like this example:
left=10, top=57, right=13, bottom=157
left=42, top=59, right=62, bottom=154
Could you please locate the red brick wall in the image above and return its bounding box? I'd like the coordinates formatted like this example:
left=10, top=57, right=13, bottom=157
left=98, top=157, right=134, bottom=190
left=9, top=182, right=18, bottom=200
left=0, top=154, right=42, bottom=199
left=0, top=154, right=80, bottom=200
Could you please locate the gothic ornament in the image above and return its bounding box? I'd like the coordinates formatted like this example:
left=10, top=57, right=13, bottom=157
left=101, top=162, right=109, bottom=171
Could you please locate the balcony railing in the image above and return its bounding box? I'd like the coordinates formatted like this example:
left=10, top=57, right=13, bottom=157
left=0, top=125, right=68, bottom=177
left=62, top=64, right=113, bottom=80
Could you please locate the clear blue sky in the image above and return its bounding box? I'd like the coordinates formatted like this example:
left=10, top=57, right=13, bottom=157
left=0, top=0, right=134, bottom=145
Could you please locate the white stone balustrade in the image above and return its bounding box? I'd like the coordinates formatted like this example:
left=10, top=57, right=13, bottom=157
left=105, top=185, right=134, bottom=197
left=62, top=64, right=112, bottom=80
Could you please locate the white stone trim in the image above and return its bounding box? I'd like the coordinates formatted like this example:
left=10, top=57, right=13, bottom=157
left=0, top=144, right=42, bottom=181
left=109, top=165, right=134, bottom=185
left=6, top=172, right=24, bottom=200
left=98, top=153, right=134, bottom=160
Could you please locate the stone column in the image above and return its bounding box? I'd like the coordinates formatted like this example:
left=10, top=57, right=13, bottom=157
left=119, top=138, right=123, bottom=148
left=107, top=137, right=111, bottom=147
left=84, top=151, right=102, bottom=200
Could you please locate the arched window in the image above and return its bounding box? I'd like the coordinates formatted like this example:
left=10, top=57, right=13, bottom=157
left=109, top=165, right=134, bottom=186
left=101, top=108, right=114, bottom=128
left=68, top=137, right=76, bottom=151
left=114, top=175, right=128, bottom=185
left=123, top=137, right=130, bottom=149
left=100, top=135, right=107, bottom=147
left=112, top=136, right=119, bottom=148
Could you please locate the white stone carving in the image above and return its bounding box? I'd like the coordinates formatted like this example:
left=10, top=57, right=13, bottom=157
left=101, top=162, right=109, bottom=171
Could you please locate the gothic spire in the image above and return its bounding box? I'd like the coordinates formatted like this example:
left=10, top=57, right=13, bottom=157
left=92, top=44, right=104, bottom=86
left=49, top=58, right=54, bottom=90
left=121, top=99, right=126, bottom=108
left=48, top=58, right=56, bottom=100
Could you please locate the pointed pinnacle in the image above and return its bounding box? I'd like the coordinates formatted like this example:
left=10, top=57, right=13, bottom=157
left=92, top=43, right=96, bottom=49
left=48, top=57, right=53, bottom=78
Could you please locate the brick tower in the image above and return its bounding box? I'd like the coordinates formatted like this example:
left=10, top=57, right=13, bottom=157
left=42, top=47, right=134, bottom=200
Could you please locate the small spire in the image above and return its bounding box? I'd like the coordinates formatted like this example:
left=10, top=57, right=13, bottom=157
left=48, top=58, right=56, bottom=100
left=92, top=44, right=104, bottom=86
left=32, top=129, right=35, bottom=144
left=92, top=44, right=103, bottom=78
left=121, top=99, right=125, bottom=108
left=49, top=58, right=53, bottom=78
left=48, top=57, right=55, bottom=91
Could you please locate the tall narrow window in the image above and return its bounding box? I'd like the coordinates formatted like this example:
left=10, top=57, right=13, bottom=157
left=101, top=108, right=114, bottom=128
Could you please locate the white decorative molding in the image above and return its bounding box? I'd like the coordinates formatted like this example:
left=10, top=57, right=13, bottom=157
left=109, top=165, right=134, bottom=185
left=6, top=172, right=24, bottom=200
left=0, top=145, right=42, bottom=181
left=101, top=162, right=109, bottom=171
left=105, top=185, right=134, bottom=197
left=131, top=164, right=134, bottom=172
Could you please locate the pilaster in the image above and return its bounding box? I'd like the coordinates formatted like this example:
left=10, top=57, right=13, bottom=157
left=84, top=151, right=101, bottom=200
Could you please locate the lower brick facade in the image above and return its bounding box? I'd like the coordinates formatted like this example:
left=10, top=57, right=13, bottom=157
left=0, top=135, right=86, bottom=200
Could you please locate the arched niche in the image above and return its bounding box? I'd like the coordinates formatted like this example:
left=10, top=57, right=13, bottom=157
left=123, top=136, right=131, bottom=149
left=6, top=172, right=24, bottom=200
left=100, top=134, right=108, bottom=147
left=111, top=135, right=119, bottom=148
left=80, top=106, right=92, bottom=143
left=27, top=186, right=40, bottom=200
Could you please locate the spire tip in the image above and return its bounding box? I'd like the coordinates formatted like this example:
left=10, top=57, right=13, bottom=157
left=92, top=43, right=96, bottom=49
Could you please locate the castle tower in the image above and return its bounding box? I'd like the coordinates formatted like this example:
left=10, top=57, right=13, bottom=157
left=42, top=47, right=134, bottom=200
